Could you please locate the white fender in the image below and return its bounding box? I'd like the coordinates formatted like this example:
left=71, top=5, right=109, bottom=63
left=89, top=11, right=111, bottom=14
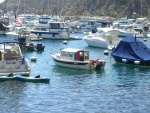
left=122, top=59, right=127, bottom=63
left=134, top=60, right=140, bottom=64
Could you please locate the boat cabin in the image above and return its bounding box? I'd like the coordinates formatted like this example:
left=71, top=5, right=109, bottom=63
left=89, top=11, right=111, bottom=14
left=49, top=22, right=65, bottom=29
left=39, top=16, right=51, bottom=24
left=60, top=48, right=89, bottom=61
left=0, top=39, right=22, bottom=69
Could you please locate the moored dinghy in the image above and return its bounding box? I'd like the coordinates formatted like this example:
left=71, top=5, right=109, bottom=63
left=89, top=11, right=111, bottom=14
left=50, top=48, right=106, bottom=70
left=111, top=35, right=150, bottom=66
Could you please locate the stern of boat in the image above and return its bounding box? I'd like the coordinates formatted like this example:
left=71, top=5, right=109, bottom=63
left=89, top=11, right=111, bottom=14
left=91, top=59, right=106, bottom=70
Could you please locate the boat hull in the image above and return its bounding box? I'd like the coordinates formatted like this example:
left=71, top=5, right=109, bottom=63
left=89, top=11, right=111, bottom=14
left=83, top=37, right=108, bottom=48
left=31, top=31, right=70, bottom=40
left=112, top=56, right=150, bottom=66
left=0, top=75, right=50, bottom=83
left=53, top=57, right=92, bottom=70
left=51, top=54, right=105, bottom=70
left=0, top=59, right=30, bottom=76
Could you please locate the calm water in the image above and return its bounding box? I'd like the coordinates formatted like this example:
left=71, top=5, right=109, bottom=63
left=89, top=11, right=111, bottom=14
left=0, top=34, right=150, bottom=113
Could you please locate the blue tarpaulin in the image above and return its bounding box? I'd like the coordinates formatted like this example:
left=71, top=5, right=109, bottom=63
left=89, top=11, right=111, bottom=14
left=111, top=36, right=150, bottom=61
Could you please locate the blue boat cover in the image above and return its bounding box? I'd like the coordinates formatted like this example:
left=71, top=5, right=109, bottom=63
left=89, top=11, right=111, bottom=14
left=0, top=38, right=19, bottom=44
left=111, top=36, right=150, bottom=61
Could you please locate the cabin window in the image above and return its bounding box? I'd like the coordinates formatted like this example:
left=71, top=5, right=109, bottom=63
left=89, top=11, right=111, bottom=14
left=61, top=51, right=68, bottom=57
left=84, top=52, right=89, bottom=60
left=68, top=53, right=73, bottom=57
left=144, top=27, right=149, bottom=31
left=39, top=18, right=50, bottom=24
left=41, top=28, right=46, bottom=31
left=50, top=23, right=60, bottom=29
left=33, top=28, right=40, bottom=30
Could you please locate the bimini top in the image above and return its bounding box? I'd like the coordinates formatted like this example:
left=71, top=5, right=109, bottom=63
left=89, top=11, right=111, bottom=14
left=111, top=35, right=150, bottom=61
left=0, top=38, right=19, bottom=44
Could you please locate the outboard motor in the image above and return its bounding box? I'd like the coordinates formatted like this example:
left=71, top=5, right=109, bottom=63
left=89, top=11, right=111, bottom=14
left=95, top=61, right=102, bottom=70
left=36, top=44, right=45, bottom=51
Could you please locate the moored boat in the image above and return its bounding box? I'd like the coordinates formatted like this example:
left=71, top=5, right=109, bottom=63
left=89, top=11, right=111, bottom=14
left=83, top=28, right=120, bottom=48
left=111, top=35, right=150, bottom=66
left=0, top=38, right=30, bottom=76
left=50, top=48, right=106, bottom=70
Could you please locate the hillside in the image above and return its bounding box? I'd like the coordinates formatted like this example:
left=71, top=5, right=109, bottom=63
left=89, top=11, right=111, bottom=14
left=0, top=0, right=150, bottom=18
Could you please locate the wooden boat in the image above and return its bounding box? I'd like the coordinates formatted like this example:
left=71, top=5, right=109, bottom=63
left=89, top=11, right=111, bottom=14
left=0, top=38, right=30, bottom=76
left=50, top=48, right=106, bottom=70
left=0, top=74, right=50, bottom=83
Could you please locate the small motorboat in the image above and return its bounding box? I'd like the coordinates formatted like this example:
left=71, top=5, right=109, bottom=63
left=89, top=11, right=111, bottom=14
left=0, top=74, right=50, bottom=83
left=29, top=34, right=43, bottom=41
left=83, top=28, right=120, bottom=48
left=111, top=35, right=150, bottom=66
left=50, top=48, right=106, bottom=70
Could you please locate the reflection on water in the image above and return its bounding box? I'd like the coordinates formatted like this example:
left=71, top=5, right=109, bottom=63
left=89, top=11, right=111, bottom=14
left=52, top=66, right=95, bottom=76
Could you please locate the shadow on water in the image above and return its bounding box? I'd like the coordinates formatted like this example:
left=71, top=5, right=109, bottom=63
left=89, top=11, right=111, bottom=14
left=52, top=66, right=93, bottom=76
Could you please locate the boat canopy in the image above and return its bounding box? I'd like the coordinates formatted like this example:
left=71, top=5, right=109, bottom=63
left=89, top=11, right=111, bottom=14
left=61, top=48, right=87, bottom=53
left=0, top=38, right=19, bottom=44
left=111, top=36, right=150, bottom=61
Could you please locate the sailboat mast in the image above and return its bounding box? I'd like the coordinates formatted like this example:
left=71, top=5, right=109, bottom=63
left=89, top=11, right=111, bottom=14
left=133, top=0, right=134, bottom=19
left=4, top=0, right=8, bottom=16
left=42, top=0, right=47, bottom=15
left=141, top=0, right=142, bottom=17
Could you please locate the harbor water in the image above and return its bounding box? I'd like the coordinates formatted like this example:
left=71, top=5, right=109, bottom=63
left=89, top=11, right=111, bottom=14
left=0, top=34, right=150, bottom=113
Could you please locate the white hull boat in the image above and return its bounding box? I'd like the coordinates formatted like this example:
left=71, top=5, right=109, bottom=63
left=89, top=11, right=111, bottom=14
left=0, top=38, right=30, bottom=76
left=83, top=28, right=120, bottom=48
left=51, top=48, right=106, bottom=70
left=30, top=20, right=70, bottom=39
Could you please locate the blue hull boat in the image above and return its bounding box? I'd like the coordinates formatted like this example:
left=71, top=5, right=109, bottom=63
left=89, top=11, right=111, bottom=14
left=111, top=35, right=150, bottom=66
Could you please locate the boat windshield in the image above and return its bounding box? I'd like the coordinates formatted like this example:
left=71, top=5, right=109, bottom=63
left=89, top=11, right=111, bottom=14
left=50, top=23, right=64, bottom=29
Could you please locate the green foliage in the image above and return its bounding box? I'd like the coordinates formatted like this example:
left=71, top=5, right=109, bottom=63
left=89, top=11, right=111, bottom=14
left=98, top=12, right=105, bottom=16
left=132, top=13, right=141, bottom=19
left=109, top=11, right=118, bottom=18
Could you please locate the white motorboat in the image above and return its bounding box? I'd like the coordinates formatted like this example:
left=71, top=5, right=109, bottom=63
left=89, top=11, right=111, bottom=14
left=0, top=38, right=30, bottom=76
left=50, top=48, right=106, bottom=70
left=30, top=16, right=70, bottom=39
left=83, top=27, right=120, bottom=48
left=5, top=26, right=31, bottom=39
left=116, top=24, right=139, bottom=37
